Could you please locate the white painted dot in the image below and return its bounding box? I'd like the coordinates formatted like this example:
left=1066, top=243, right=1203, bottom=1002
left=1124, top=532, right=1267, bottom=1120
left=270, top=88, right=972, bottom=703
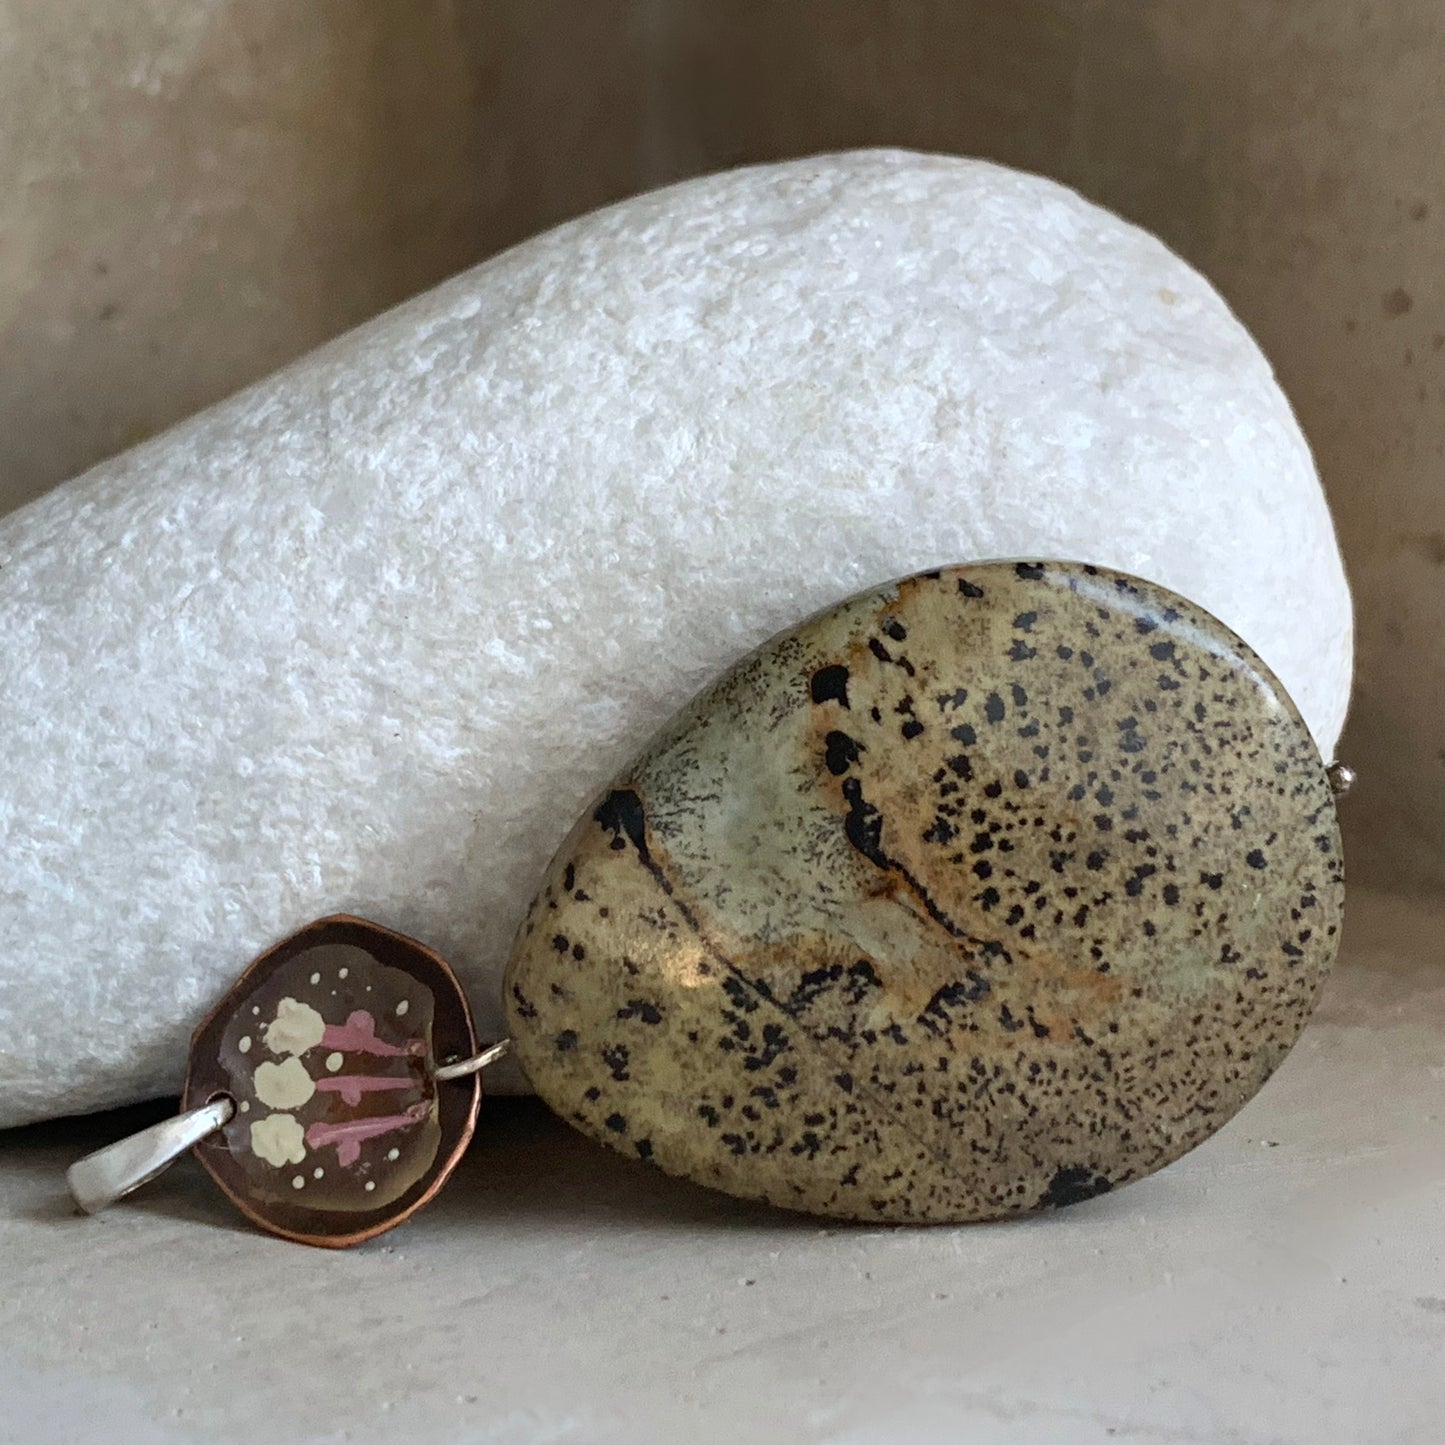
left=239, top=1100, right=250, bottom=1113
left=339, top=967, right=349, bottom=980
left=364, top=1180, right=376, bottom=1192
left=292, top=1175, right=305, bottom=1190
left=251, top=1005, right=260, bottom=1016
left=386, top=1148, right=400, bottom=1162
left=395, top=1000, right=409, bottom=1018
left=313, top=1167, right=324, bottom=1180
left=309, top=972, right=321, bottom=985
left=325, top=1051, right=344, bottom=1073
left=237, top=1036, right=251, bottom=1054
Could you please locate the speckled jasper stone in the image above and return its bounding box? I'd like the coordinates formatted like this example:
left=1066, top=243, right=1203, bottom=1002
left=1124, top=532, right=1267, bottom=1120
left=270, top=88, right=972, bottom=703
left=505, top=562, right=1344, bottom=1222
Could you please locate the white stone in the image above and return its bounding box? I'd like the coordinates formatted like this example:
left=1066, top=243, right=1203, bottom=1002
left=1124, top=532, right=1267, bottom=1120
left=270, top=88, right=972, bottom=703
left=0, top=150, right=1351, bottom=1127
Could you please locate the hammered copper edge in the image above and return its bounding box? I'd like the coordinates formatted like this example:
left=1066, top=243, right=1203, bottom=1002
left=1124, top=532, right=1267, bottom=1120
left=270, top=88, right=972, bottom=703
left=183, top=915, right=480, bottom=1248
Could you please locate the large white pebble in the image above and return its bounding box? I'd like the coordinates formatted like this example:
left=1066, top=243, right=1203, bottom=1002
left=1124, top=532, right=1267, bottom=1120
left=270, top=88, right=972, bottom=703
left=0, top=151, right=1350, bottom=1127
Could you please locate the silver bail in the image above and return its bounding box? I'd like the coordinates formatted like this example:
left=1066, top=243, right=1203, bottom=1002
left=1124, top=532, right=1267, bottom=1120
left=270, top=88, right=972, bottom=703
left=67, top=1096, right=235, bottom=1215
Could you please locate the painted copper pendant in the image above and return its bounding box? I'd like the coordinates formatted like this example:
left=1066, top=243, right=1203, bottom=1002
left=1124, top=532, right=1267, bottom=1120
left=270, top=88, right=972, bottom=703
left=182, top=916, right=480, bottom=1247
left=505, top=561, right=1345, bottom=1222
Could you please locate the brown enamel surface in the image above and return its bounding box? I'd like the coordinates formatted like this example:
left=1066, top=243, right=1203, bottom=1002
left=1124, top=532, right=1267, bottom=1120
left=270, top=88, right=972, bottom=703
left=184, top=916, right=479, bottom=1247
left=505, top=562, right=1344, bottom=1222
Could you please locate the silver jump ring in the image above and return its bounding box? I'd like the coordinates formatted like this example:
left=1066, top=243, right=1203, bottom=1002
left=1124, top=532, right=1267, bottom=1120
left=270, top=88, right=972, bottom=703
left=432, top=1038, right=513, bottom=1082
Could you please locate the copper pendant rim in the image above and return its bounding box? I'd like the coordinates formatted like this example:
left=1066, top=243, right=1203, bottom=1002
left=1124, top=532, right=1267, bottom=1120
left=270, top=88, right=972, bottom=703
left=182, top=914, right=480, bottom=1248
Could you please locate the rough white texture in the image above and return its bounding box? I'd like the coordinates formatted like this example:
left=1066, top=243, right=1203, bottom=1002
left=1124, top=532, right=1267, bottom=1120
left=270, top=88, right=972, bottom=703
left=0, top=150, right=1351, bottom=1127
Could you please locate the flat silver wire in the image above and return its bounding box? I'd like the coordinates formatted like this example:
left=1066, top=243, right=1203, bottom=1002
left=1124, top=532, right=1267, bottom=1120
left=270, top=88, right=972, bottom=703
left=67, top=1096, right=235, bottom=1215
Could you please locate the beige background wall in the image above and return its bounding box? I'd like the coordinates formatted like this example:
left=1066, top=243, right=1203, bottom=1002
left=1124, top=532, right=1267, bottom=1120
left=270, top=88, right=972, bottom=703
left=1, top=0, right=1440, bottom=891
left=0, top=0, right=656, bottom=502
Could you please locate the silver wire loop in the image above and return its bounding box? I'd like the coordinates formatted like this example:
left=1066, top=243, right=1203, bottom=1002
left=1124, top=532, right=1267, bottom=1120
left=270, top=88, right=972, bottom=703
left=432, top=1038, right=513, bottom=1082
left=1327, top=760, right=1356, bottom=798
left=67, top=1095, right=235, bottom=1215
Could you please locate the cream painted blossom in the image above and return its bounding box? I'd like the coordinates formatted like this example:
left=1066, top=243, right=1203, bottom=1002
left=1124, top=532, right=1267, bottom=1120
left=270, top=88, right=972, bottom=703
left=250, top=1113, right=306, bottom=1167
left=253, top=1056, right=316, bottom=1111
left=262, top=996, right=325, bottom=1057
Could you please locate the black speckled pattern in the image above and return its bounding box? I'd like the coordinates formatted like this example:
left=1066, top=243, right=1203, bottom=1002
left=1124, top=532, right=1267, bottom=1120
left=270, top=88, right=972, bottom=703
left=504, top=562, right=1345, bottom=1222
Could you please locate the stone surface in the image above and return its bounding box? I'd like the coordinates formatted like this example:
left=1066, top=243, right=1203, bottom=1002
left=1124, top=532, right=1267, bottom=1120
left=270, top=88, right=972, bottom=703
left=507, top=562, right=1344, bottom=1222
left=0, top=150, right=1351, bottom=1128
left=2, top=887, right=1440, bottom=1445
left=664, top=1, right=1445, bottom=892
left=4, top=2, right=1440, bottom=894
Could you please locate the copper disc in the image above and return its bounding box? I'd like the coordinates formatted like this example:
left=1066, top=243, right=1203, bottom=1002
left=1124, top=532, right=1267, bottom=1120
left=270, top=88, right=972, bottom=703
left=183, top=915, right=479, bottom=1247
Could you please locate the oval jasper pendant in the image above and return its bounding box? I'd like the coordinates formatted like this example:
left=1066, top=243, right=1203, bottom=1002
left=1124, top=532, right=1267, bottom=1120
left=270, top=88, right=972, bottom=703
left=505, top=562, right=1345, bottom=1222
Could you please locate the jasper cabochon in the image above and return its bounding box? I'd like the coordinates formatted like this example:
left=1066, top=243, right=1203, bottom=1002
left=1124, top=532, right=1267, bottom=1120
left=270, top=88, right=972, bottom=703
left=505, top=562, right=1343, bottom=1222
